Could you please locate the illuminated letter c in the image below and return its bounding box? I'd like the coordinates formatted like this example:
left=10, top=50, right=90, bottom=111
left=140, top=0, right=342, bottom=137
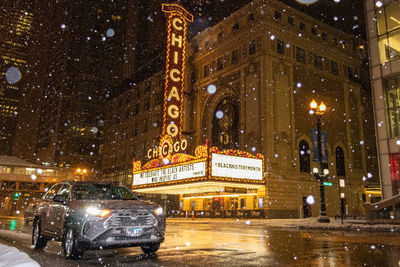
left=170, top=69, right=181, bottom=82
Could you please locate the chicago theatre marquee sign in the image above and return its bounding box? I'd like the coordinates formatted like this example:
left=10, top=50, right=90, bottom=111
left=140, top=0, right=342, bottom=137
left=132, top=4, right=264, bottom=198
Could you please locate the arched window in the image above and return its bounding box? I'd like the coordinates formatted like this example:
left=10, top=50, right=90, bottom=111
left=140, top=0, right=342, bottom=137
left=212, top=98, right=239, bottom=150
left=336, top=147, right=345, bottom=176
left=299, top=140, right=310, bottom=173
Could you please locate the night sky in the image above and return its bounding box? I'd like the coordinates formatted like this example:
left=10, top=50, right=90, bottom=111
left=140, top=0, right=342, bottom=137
left=175, top=0, right=365, bottom=39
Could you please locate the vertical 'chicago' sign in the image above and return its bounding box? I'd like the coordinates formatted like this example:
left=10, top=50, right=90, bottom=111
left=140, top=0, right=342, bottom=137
left=161, top=4, right=193, bottom=142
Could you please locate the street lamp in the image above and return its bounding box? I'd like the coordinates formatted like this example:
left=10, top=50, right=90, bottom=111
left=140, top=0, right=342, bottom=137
left=75, top=168, right=88, bottom=181
left=310, top=99, right=330, bottom=223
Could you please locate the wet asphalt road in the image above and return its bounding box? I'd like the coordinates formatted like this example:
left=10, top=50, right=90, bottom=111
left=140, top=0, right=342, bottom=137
left=0, top=217, right=400, bottom=266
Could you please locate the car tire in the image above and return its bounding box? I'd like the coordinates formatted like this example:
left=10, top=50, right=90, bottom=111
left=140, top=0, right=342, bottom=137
left=62, top=227, right=84, bottom=260
left=141, top=243, right=160, bottom=254
left=32, top=218, right=47, bottom=249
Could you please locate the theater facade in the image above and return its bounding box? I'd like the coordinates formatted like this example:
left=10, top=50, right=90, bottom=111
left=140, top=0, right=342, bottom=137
left=101, top=0, right=378, bottom=218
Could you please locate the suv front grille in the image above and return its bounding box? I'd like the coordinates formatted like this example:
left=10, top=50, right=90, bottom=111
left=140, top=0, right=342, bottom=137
left=105, top=210, right=156, bottom=227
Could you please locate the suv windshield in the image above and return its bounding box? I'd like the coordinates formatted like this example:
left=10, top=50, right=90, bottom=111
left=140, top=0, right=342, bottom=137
left=72, top=183, right=137, bottom=200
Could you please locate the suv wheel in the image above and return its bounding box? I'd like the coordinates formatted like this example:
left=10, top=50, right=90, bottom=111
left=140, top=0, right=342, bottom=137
left=141, top=243, right=160, bottom=254
left=63, top=227, right=84, bottom=260
left=32, top=218, right=47, bottom=249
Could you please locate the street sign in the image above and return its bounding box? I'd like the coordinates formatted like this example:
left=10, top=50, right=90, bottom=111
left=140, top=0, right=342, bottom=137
left=323, top=182, right=332, bottom=186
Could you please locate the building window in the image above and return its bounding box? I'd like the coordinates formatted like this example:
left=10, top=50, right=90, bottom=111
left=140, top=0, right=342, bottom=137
left=213, top=98, right=239, bottom=150
left=249, top=40, right=256, bottom=55
left=232, top=23, right=239, bottom=31
left=145, top=80, right=151, bottom=93
left=248, top=13, right=254, bottom=21
left=299, top=22, right=306, bottom=31
left=385, top=77, right=400, bottom=137
left=144, top=98, right=150, bottom=110
left=314, top=54, right=323, bottom=70
left=277, top=39, right=284, bottom=54
left=322, top=32, right=328, bottom=40
left=204, top=64, right=209, bottom=77
left=288, top=17, right=294, bottom=26
left=231, top=49, right=239, bottom=64
left=377, top=2, right=400, bottom=63
left=218, top=32, right=223, bottom=39
left=335, top=147, right=345, bottom=176
left=154, top=92, right=163, bottom=106
left=217, top=57, right=223, bottom=71
left=142, top=119, right=148, bottom=133
left=130, top=145, right=136, bottom=160
left=133, top=122, right=138, bottom=136
left=296, top=47, right=306, bottom=64
left=299, top=140, right=310, bottom=173
left=274, top=11, right=281, bottom=20
left=311, top=27, right=317, bottom=35
left=330, top=60, right=339, bottom=75
left=134, top=103, right=139, bottom=115
left=347, top=66, right=354, bottom=80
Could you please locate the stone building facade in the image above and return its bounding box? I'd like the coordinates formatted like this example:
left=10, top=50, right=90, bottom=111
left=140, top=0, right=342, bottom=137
left=102, top=0, right=375, bottom=218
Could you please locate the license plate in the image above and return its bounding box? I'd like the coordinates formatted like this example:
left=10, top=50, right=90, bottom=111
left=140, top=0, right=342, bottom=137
left=126, top=227, right=142, bottom=237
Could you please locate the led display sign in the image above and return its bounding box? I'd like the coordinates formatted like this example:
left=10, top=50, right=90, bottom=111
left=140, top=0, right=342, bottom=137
left=211, top=153, right=263, bottom=180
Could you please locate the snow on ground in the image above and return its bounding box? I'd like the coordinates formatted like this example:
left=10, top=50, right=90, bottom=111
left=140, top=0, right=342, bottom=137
left=0, top=243, right=40, bottom=267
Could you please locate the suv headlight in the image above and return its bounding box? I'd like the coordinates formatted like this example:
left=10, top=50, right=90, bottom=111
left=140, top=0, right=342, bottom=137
left=85, top=207, right=111, bottom=218
left=154, top=207, right=163, bottom=216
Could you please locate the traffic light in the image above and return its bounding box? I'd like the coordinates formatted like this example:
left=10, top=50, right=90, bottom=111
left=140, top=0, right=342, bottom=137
left=13, top=192, right=21, bottom=200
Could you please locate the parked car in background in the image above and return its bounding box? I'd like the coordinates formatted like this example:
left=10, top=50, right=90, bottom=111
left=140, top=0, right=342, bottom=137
left=31, top=181, right=166, bottom=259
left=24, top=201, right=37, bottom=224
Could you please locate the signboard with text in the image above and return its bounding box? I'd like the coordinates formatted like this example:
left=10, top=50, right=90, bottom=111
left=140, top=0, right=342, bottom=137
left=211, top=153, right=263, bottom=180
left=133, top=161, right=206, bottom=186
left=161, top=4, right=193, bottom=141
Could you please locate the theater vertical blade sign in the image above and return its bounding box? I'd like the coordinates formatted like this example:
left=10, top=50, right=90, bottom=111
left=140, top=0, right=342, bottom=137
left=162, top=4, right=193, bottom=142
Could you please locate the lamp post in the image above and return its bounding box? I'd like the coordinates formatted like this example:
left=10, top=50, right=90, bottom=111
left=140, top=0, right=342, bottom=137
left=310, top=100, right=330, bottom=223
left=75, top=168, right=88, bottom=181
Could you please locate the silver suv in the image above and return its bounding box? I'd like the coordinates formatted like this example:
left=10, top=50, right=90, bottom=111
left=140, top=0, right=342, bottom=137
left=31, top=181, right=165, bottom=259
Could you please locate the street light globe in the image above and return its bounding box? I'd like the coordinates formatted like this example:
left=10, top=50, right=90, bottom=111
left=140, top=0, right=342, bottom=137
left=83, top=169, right=87, bottom=174
left=319, top=102, right=326, bottom=112
left=310, top=100, right=317, bottom=109
left=313, top=167, right=319, bottom=174
left=76, top=168, right=81, bottom=173
left=323, top=169, right=329, bottom=175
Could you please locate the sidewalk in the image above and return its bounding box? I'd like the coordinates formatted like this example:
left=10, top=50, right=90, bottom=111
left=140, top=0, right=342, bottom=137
left=166, top=217, right=400, bottom=232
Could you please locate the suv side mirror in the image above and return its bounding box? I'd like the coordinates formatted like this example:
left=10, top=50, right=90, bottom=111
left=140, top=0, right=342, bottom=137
left=53, top=194, right=68, bottom=204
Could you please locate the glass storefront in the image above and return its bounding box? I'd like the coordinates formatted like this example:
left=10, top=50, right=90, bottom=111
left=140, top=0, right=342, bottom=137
left=385, top=78, right=400, bottom=137
left=377, top=2, right=400, bottom=63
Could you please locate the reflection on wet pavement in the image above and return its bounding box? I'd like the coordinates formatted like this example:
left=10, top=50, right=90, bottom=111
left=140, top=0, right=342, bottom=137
left=0, top=218, right=400, bottom=266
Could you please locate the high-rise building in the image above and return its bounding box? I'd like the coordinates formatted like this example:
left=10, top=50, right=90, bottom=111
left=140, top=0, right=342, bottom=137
left=12, top=0, right=171, bottom=170
left=0, top=0, right=34, bottom=155
left=365, top=0, right=400, bottom=199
